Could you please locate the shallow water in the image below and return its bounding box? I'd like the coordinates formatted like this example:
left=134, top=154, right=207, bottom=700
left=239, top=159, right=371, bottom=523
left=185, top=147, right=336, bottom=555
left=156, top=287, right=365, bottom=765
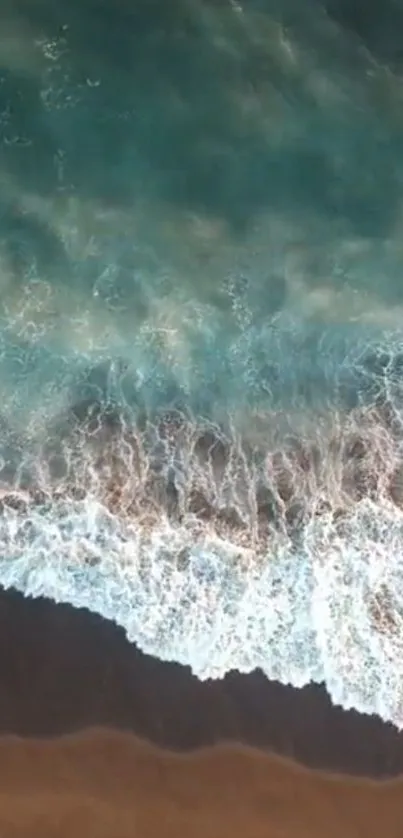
left=1, top=0, right=403, bottom=728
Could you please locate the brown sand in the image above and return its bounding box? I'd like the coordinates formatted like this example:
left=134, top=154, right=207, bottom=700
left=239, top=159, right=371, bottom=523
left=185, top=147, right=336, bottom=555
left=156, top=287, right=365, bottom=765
left=0, top=587, right=402, bottom=834
left=0, top=728, right=403, bottom=838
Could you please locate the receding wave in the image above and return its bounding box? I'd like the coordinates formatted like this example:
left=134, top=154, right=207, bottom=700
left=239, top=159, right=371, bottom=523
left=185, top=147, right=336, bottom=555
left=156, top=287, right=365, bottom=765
left=1, top=315, right=403, bottom=729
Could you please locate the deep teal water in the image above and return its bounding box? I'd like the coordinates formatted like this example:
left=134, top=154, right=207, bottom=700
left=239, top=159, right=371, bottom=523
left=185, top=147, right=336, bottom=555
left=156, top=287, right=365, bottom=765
left=1, top=0, right=403, bottom=727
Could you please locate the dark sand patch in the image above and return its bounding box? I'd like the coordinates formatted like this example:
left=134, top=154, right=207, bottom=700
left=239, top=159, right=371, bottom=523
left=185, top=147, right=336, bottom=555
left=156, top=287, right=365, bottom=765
left=0, top=587, right=402, bottom=778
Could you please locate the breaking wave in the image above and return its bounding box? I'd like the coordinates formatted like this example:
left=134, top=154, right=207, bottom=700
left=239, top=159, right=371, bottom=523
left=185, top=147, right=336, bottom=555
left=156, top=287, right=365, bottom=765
left=1, top=314, right=403, bottom=729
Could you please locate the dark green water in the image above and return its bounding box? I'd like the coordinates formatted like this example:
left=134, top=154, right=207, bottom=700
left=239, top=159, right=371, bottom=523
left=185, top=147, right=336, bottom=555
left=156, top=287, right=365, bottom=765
left=1, top=0, right=403, bottom=728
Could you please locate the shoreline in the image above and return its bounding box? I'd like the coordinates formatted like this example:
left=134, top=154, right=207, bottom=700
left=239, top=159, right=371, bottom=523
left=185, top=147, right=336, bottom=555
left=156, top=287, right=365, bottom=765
left=0, top=585, right=402, bottom=779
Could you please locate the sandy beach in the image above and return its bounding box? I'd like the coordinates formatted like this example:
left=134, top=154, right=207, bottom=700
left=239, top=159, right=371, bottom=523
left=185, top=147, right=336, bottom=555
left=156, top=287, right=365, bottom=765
left=1, top=728, right=403, bottom=838
left=0, top=586, right=401, bottom=778
left=0, top=585, right=402, bottom=837
left=0, top=591, right=403, bottom=838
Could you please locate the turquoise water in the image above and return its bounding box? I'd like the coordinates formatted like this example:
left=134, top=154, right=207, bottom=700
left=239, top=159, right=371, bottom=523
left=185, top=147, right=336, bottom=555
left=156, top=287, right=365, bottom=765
left=1, top=0, right=403, bottom=727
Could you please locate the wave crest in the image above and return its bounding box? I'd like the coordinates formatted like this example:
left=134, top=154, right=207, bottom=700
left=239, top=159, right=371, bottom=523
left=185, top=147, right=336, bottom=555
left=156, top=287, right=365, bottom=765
left=1, top=369, right=403, bottom=727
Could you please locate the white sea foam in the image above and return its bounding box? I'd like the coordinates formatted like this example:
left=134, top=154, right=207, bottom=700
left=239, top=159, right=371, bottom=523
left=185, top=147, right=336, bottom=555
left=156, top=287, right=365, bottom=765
left=0, top=484, right=403, bottom=728
left=1, top=313, right=403, bottom=728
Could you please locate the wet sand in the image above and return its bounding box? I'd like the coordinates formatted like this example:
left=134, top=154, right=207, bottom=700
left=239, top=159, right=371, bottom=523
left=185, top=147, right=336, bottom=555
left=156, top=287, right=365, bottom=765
left=0, top=585, right=401, bottom=779
left=0, top=582, right=403, bottom=835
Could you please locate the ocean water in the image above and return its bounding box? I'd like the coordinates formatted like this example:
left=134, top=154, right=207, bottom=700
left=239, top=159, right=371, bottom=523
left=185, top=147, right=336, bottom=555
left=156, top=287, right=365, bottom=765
left=2, top=0, right=403, bottom=727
